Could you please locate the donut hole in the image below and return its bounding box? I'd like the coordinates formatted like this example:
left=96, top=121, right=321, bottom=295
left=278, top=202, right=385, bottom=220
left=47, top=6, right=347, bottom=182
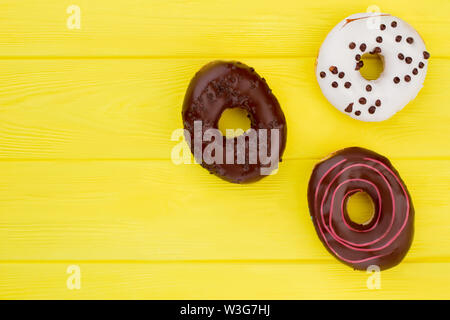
left=218, top=107, right=252, bottom=138
left=346, top=191, right=375, bottom=225
left=359, top=53, right=384, bottom=80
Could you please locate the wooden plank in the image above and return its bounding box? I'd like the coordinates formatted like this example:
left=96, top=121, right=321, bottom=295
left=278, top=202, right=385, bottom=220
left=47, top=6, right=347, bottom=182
left=0, top=0, right=448, bottom=58
left=0, top=159, right=448, bottom=261
left=0, top=261, right=449, bottom=299
left=0, top=58, right=448, bottom=160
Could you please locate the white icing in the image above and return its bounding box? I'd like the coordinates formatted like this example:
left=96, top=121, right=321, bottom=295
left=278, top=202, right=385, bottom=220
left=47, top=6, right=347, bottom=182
left=315, top=13, right=429, bottom=122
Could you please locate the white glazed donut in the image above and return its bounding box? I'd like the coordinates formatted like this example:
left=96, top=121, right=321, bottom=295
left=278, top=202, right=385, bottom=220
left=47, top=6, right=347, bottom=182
left=315, top=13, right=430, bottom=122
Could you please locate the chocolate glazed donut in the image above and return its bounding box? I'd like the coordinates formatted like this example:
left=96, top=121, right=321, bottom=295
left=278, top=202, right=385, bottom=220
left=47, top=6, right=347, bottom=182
left=182, top=61, right=287, bottom=183
left=307, top=147, right=414, bottom=270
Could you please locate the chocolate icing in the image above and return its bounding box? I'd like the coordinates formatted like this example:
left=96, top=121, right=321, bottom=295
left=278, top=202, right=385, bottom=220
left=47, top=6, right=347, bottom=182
left=182, top=61, right=287, bottom=183
left=342, top=14, right=391, bottom=28
left=307, top=147, right=414, bottom=270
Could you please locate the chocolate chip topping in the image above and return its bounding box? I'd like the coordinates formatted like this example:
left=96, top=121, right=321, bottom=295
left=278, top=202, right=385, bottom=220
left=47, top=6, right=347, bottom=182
left=345, top=103, right=353, bottom=113
left=344, top=82, right=352, bottom=88
left=391, top=21, right=397, bottom=27
left=398, top=53, right=404, bottom=60
left=355, top=61, right=364, bottom=70
left=369, top=106, right=376, bottom=114
left=329, top=66, right=338, bottom=74
left=406, top=37, right=414, bottom=44
left=380, top=24, right=386, bottom=30
left=412, top=68, right=418, bottom=75
left=360, top=43, right=367, bottom=52
left=338, top=72, right=345, bottom=79
left=366, top=85, right=372, bottom=92
left=359, top=97, right=367, bottom=105
left=182, top=60, right=286, bottom=183
left=395, top=35, right=402, bottom=42
left=423, top=51, right=430, bottom=59
left=376, top=36, right=383, bottom=43
left=394, top=77, right=400, bottom=83
left=332, top=81, right=338, bottom=88
left=404, top=75, right=411, bottom=82
left=355, top=110, right=361, bottom=116
left=405, top=57, right=412, bottom=64
left=307, top=147, right=415, bottom=271
left=419, top=62, right=425, bottom=69
left=355, top=54, right=361, bottom=61
left=375, top=99, right=381, bottom=107
left=349, top=42, right=356, bottom=49
left=320, top=71, right=326, bottom=78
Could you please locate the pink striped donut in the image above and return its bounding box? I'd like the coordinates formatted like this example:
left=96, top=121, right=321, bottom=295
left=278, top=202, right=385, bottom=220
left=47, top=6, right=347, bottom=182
left=307, top=147, right=414, bottom=270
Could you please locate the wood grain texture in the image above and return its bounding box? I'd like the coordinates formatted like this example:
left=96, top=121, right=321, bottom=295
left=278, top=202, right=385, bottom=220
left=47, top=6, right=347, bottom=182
left=0, top=159, right=449, bottom=261
left=0, top=0, right=449, bottom=299
left=0, top=0, right=449, bottom=58
left=1, top=262, right=449, bottom=299
left=0, top=59, right=448, bottom=160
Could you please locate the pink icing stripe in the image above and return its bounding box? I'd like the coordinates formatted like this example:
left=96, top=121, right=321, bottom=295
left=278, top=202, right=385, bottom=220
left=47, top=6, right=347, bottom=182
left=313, top=157, right=410, bottom=264
left=341, top=189, right=363, bottom=231
left=313, top=162, right=384, bottom=263
left=327, top=178, right=384, bottom=248
left=314, top=159, right=347, bottom=201
left=364, top=157, right=410, bottom=243
left=320, top=165, right=396, bottom=250
left=316, top=220, right=384, bottom=264
left=340, top=188, right=381, bottom=233
left=337, top=181, right=381, bottom=233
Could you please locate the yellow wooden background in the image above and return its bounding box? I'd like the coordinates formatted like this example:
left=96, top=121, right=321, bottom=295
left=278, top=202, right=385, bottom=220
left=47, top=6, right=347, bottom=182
left=0, top=0, right=449, bottom=299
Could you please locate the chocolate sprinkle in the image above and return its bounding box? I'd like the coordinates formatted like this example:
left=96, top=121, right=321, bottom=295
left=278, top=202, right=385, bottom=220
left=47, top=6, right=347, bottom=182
left=329, top=66, right=338, bottom=74
left=320, top=71, right=326, bottom=78
left=332, top=81, right=338, bottom=88
left=406, top=37, right=414, bottom=44
left=404, top=75, right=411, bottom=82
left=360, top=43, right=367, bottom=52
left=344, top=82, right=352, bottom=88
left=395, top=35, right=402, bottom=42
left=359, top=97, right=367, bottom=105
left=423, top=51, right=430, bottom=59
left=412, top=68, right=418, bottom=75
left=338, top=72, right=345, bottom=79
left=355, top=111, right=361, bottom=116
left=376, top=36, right=383, bottom=43
left=391, top=21, right=397, bottom=28
left=366, top=85, right=372, bottom=92
left=375, top=99, right=381, bottom=107
left=355, top=61, right=364, bottom=70
left=369, top=106, right=376, bottom=114
left=405, top=57, right=412, bottom=64
left=345, top=103, right=353, bottom=113
left=349, top=42, right=356, bottom=49
left=398, top=53, right=404, bottom=60
left=394, top=77, right=400, bottom=83
left=419, top=62, right=425, bottom=69
left=355, top=54, right=361, bottom=61
left=380, top=24, right=386, bottom=30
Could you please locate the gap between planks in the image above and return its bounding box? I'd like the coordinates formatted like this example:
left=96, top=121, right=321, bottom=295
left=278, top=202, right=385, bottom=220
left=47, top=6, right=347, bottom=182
left=1, top=257, right=450, bottom=264
left=0, top=56, right=449, bottom=60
